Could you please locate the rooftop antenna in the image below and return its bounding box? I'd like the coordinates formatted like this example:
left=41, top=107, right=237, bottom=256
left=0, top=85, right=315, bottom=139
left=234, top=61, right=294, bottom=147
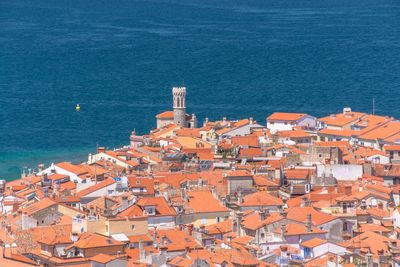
left=372, top=97, right=375, bottom=115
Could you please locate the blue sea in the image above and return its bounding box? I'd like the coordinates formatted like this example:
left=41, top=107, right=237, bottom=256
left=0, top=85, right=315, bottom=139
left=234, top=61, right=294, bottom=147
left=1, top=0, right=400, bottom=180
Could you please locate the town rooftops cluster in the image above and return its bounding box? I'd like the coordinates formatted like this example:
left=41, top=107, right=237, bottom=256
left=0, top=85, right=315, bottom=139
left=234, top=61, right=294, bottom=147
left=3, top=103, right=400, bottom=266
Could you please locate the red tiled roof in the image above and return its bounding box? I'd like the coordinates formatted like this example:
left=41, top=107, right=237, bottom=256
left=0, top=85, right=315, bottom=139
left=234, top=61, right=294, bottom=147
left=186, top=190, right=229, bottom=214
left=156, top=111, right=174, bottom=119
left=267, top=112, right=306, bottom=121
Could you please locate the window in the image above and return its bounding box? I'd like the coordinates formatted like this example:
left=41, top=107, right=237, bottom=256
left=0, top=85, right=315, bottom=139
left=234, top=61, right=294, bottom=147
left=216, top=217, right=222, bottom=222
left=304, top=247, right=311, bottom=258
left=131, top=225, right=135, bottom=230
left=105, top=225, right=109, bottom=232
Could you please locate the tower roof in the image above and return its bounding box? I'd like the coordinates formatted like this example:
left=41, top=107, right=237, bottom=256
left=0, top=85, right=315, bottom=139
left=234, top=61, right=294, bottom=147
left=156, top=111, right=174, bottom=119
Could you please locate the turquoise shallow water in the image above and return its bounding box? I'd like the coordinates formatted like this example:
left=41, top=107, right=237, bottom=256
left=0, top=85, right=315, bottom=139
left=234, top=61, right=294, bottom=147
left=1, top=0, right=400, bottom=180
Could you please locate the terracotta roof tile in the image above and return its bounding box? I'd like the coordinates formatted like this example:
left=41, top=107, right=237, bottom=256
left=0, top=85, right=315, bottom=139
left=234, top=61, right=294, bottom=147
left=267, top=112, right=306, bottom=121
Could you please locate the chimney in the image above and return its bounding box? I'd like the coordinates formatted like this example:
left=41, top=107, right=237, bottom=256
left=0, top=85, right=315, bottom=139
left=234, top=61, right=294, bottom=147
left=203, top=117, right=209, bottom=127
left=361, top=200, right=367, bottom=210
left=279, top=208, right=287, bottom=218
left=238, top=191, right=243, bottom=204
left=121, top=195, right=129, bottom=209
left=343, top=107, right=352, bottom=114
left=181, top=188, right=189, bottom=202
left=378, top=202, right=384, bottom=210
left=306, top=213, right=312, bottom=232
left=280, top=224, right=286, bottom=240
left=365, top=253, right=373, bottom=267
left=259, top=208, right=266, bottom=221
left=188, top=224, right=194, bottom=236
left=139, top=239, right=145, bottom=261
left=98, top=147, right=105, bottom=153
left=38, top=163, right=44, bottom=172
left=249, top=117, right=254, bottom=125
left=345, top=185, right=352, bottom=196
left=160, top=235, right=168, bottom=246
left=70, top=232, right=78, bottom=242
left=236, top=211, right=243, bottom=237
left=152, top=229, right=158, bottom=248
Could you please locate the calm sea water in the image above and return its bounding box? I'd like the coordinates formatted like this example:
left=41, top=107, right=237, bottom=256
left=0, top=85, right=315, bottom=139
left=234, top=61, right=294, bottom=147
left=1, top=0, right=400, bottom=180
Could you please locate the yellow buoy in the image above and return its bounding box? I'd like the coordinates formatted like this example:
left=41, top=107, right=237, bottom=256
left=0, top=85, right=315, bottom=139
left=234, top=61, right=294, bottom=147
left=76, top=104, right=80, bottom=112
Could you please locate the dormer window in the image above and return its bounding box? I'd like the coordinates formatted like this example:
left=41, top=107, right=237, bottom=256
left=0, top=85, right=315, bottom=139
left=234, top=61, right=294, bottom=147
left=143, top=206, right=156, bottom=215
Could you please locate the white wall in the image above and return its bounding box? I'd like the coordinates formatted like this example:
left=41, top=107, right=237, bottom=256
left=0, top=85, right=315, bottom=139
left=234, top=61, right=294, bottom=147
left=392, top=209, right=400, bottom=228
left=305, top=243, right=347, bottom=258
left=84, top=183, right=118, bottom=198
left=367, top=155, right=389, bottom=164
left=267, top=121, right=295, bottom=132
left=267, top=115, right=317, bottom=132
left=317, top=164, right=363, bottom=181
left=220, top=124, right=264, bottom=139
left=298, top=116, right=318, bottom=129
left=148, top=216, right=175, bottom=229
left=39, top=164, right=82, bottom=183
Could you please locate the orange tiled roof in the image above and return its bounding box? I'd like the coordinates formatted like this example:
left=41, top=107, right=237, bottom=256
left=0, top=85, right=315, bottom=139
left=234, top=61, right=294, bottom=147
left=149, top=228, right=202, bottom=252
left=342, top=231, right=396, bottom=258
left=285, top=168, right=314, bottom=180
left=240, top=192, right=283, bottom=207
left=267, top=112, right=306, bottom=121
left=319, top=112, right=365, bottom=127
left=357, top=223, right=390, bottom=234
left=358, top=121, right=400, bottom=141
left=186, top=190, right=229, bottom=214
left=56, top=162, right=88, bottom=176
left=286, top=206, right=336, bottom=226
left=384, top=145, right=400, bottom=151
left=242, top=211, right=283, bottom=231
left=239, top=148, right=263, bottom=158
left=205, top=219, right=233, bottom=235
left=90, top=254, right=118, bottom=264
left=253, top=175, right=279, bottom=187
left=119, top=197, right=176, bottom=217
left=66, top=232, right=123, bottom=250
left=23, top=198, right=57, bottom=216
left=301, top=237, right=328, bottom=248
left=231, top=135, right=259, bottom=147
left=156, top=111, right=174, bottom=119
left=174, top=128, right=201, bottom=138
left=278, top=129, right=311, bottom=139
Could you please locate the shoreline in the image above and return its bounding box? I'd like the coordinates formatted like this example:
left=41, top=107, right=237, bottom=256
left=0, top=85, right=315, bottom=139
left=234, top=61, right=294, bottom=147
left=0, top=147, right=93, bottom=181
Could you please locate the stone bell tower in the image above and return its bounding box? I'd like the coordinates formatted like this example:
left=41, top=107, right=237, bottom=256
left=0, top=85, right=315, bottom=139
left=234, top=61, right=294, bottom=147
left=173, top=87, right=187, bottom=127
